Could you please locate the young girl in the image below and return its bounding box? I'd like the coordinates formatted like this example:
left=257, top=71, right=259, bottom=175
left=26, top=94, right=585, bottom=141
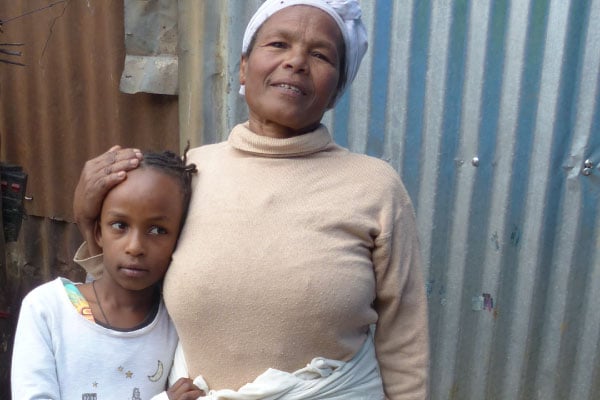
left=11, top=150, right=203, bottom=400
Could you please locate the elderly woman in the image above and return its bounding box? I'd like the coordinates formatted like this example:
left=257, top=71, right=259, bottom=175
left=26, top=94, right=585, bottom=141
left=74, top=0, right=429, bottom=398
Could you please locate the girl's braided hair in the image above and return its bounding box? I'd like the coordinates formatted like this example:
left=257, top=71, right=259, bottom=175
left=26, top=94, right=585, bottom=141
left=140, top=143, right=197, bottom=225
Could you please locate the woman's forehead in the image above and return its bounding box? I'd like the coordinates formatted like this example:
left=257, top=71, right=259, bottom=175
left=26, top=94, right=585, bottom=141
left=257, top=5, right=343, bottom=42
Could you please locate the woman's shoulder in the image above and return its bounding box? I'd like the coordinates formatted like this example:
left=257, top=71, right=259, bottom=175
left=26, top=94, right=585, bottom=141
left=354, top=152, right=399, bottom=174
left=331, top=148, right=413, bottom=205
left=334, top=148, right=403, bottom=183
left=186, top=141, right=230, bottom=163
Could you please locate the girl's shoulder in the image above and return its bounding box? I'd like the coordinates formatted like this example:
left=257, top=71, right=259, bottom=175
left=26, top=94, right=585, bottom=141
left=22, top=277, right=68, bottom=302
left=19, top=277, right=78, bottom=322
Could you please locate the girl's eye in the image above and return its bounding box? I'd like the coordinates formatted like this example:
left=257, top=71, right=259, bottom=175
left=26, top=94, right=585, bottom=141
left=149, top=226, right=167, bottom=235
left=110, top=222, right=127, bottom=231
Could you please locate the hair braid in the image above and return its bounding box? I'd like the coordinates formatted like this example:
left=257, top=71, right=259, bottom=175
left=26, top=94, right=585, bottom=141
left=140, top=142, right=197, bottom=223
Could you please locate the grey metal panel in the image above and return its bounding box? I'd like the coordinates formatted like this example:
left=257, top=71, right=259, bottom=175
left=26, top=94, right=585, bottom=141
left=120, top=0, right=179, bottom=94
left=194, top=1, right=600, bottom=399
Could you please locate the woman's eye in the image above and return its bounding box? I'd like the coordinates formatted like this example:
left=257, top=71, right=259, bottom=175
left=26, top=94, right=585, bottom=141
left=313, top=52, right=328, bottom=61
left=268, top=41, right=286, bottom=48
left=149, top=226, right=167, bottom=235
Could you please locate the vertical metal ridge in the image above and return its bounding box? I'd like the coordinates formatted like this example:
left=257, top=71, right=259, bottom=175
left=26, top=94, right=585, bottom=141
left=416, top=2, right=452, bottom=275
left=569, top=209, right=600, bottom=400
left=488, top=1, right=532, bottom=397
left=421, top=2, right=458, bottom=397
left=346, top=0, right=374, bottom=153
left=565, top=2, right=600, bottom=398
left=383, top=0, right=414, bottom=174
left=458, top=1, right=493, bottom=398
left=529, top=1, right=572, bottom=398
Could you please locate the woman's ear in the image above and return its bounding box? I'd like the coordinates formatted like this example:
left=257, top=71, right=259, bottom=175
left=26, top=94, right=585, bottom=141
left=239, top=55, right=247, bottom=85
left=94, top=220, right=103, bottom=250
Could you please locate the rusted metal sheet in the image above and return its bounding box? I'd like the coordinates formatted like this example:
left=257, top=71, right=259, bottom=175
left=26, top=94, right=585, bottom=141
left=0, top=0, right=179, bottom=221
left=0, top=194, right=9, bottom=400
left=0, top=1, right=180, bottom=394
left=120, top=0, right=179, bottom=94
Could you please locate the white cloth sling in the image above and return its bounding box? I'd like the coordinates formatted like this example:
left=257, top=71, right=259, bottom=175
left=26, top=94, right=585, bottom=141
left=161, top=331, right=385, bottom=399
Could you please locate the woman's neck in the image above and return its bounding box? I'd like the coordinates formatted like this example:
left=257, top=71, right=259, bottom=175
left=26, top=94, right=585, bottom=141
left=248, top=118, right=320, bottom=139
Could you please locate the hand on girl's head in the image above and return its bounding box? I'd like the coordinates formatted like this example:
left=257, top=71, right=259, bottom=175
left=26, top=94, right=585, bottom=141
left=100, top=145, right=143, bottom=178
left=74, top=146, right=143, bottom=223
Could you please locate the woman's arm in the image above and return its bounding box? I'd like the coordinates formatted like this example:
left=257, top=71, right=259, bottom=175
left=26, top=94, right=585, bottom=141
left=73, top=146, right=142, bottom=255
left=372, top=191, right=430, bottom=400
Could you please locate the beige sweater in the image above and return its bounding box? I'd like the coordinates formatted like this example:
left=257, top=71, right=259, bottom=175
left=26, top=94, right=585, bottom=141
left=160, top=123, right=429, bottom=399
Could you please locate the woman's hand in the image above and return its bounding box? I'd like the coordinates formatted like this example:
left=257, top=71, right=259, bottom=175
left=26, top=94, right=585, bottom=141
left=167, top=377, right=205, bottom=399
left=73, top=146, right=142, bottom=254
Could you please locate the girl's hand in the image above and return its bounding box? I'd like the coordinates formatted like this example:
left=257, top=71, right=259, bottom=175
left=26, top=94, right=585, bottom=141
left=167, top=377, right=205, bottom=399
left=73, top=146, right=142, bottom=254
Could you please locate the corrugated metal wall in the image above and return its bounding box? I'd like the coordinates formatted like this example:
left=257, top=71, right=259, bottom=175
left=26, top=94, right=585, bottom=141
left=1, top=0, right=598, bottom=399
left=0, top=0, right=180, bottom=221
left=0, top=1, right=181, bottom=291
left=0, top=1, right=180, bottom=395
left=189, top=1, right=600, bottom=399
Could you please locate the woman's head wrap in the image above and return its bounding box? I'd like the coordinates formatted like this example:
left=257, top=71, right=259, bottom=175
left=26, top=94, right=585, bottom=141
left=239, top=0, right=368, bottom=107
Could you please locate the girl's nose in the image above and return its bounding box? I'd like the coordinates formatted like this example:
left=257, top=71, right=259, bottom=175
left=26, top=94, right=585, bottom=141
left=125, top=231, right=145, bottom=256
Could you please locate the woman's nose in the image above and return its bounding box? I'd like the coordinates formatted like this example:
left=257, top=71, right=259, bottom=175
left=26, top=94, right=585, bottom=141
left=284, top=49, right=308, bottom=73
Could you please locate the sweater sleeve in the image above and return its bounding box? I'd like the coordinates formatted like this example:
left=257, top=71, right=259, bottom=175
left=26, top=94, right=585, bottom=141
left=73, top=241, right=104, bottom=279
left=11, top=287, right=62, bottom=400
left=372, top=191, right=429, bottom=400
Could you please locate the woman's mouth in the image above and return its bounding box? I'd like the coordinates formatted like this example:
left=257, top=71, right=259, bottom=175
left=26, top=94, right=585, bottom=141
left=273, top=82, right=305, bottom=95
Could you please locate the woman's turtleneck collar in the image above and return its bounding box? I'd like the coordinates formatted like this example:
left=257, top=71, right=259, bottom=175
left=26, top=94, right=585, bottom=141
left=228, top=122, right=333, bottom=157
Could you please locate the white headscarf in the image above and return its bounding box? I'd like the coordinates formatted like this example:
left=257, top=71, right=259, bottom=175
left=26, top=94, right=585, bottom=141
left=239, top=0, right=368, bottom=107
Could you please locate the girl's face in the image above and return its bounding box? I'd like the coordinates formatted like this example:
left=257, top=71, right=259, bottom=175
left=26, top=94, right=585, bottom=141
left=240, top=5, right=343, bottom=138
left=95, top=167, right=184, bottom=292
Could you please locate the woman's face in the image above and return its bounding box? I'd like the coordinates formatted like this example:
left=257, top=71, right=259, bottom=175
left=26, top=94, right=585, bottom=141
left=240, top=6, right=343, bottom=138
